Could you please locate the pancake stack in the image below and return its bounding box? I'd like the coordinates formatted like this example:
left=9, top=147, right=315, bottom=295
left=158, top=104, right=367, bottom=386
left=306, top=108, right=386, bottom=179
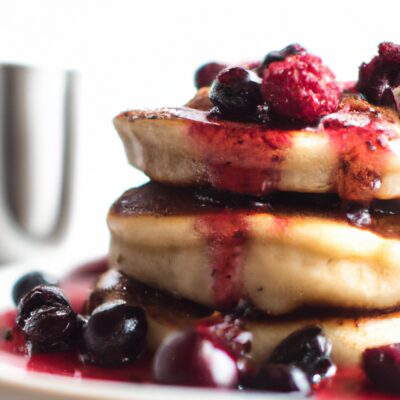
left=95, top=47, right=400, bottom=371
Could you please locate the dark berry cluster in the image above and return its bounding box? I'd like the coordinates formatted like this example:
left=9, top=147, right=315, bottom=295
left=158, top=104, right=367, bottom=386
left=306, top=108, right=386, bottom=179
left=14, top=272, right=147, bottom=366
left=17, top=285, right=78, bottom=353
left=209, top=67, right=263, bottom=118
left=13, top=272, right=337, bottom=393
left=253, top=326, right=336, bottom=393
left=153, top=324, right=335, bottom=393
left=195, top=44, right=341, bottom=125
left=358, top=42, right=400, bottom=113
left=82, top=300, right=147, bottom=366
left=153, top=316, right=251, bottom=388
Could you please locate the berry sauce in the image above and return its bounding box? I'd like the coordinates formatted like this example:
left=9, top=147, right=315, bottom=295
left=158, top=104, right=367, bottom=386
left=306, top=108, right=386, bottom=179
left=316, top=367, right=397, bottom=400
left=0, top=259, right=397, bottom=397
left=111, top=182, right=400, bottom=311
left=0, top=258, right=153, bottom=383
left=188, top=116, right=291, bottom=196
left=179, top=94, right=399, bottom=204
left=195, top=213, right=290, bottom=310
left=195, top=212, right=248, bottom=309
left=322, top=97, right=397, bottom=203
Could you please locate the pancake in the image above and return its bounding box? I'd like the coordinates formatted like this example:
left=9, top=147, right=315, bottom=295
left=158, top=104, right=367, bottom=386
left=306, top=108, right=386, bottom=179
left=88, top=269, right=400, bottom=367
left=113, top=94, right=400, bottom=202
left=108, top=182, right=400, bottom=315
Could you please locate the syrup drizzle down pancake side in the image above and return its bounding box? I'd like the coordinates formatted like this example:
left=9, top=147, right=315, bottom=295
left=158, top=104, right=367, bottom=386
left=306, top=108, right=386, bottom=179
left=114, top=95, right=400, bottom=202
left=109, top=183, right=400, bottom=314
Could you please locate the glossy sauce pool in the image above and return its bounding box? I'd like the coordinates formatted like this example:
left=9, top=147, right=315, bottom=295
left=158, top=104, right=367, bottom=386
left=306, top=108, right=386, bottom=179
left=0, top=258, right=398, bottom=398
left=0, top=258, right=153, bottom=383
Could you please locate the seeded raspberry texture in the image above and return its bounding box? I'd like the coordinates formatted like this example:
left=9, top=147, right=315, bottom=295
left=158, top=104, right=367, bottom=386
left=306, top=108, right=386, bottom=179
left=262, top=54, right=341, bottom=123
left=379, top=42, right=400, bottom=64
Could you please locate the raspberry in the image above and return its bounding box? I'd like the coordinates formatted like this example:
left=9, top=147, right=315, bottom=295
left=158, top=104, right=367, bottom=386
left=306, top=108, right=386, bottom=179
left=262, top=54, right=341, bottom=123
left=379, top=42, right=400, bottom=64
left=209, top=67, right=263, bottom=118
left=357, top=42, right=400, bottom=112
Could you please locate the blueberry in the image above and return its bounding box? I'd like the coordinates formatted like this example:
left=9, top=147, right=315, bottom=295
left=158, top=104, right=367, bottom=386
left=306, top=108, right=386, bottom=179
left=17, top=285, right=70, bottom=326
left=307, top=356, right=337, bottom=384
left=268, top=326, right=336, bottom=384
left=153, top=329, right=239, bottom=388
left=261, top=43, right=305, bottom=72
left=253, top=364, right=310, bottom=393
left=82, top=300, right=147, bottom=366
left=363, top=344, right=400, bottom=393
left=269, top=326, right=331, bottom=365
left=17, top=285, right=77, bottom=353
left=209, top=67, right=263, bottom=117
left=254, top=104, right=272, bottom=125
left=12, top=271, right=58, bottom=305
left=195, top=62, right=227, bottom=89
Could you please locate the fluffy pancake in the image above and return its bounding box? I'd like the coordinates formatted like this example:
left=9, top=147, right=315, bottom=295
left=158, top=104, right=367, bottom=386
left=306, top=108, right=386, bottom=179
left=88, top=269, right=400, bottom=367
left=108, top=182, right=400, bottom=315
left=113, top=95, right=400, bottom=202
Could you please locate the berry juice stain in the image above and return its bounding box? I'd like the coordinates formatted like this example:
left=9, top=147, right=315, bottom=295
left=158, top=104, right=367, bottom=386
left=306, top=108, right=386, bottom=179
left=186, top=95, right=400, bottom=208
left=195, top=210, right=288, bottom=311
left=195, top=212, right=248, bottom=310
left=187, top=116, right=292, bottom=196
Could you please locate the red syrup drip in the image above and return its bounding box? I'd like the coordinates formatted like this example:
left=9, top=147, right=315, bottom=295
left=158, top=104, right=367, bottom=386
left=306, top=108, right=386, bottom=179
left=0, top=258, right=153, bottom=384
left=188, top=118, right=292, bottom=195
left=195, top=212, right=248, bottom=310
left=331, top=125, right=386, bottom=203
left=322, top=98, right=396, bottom=204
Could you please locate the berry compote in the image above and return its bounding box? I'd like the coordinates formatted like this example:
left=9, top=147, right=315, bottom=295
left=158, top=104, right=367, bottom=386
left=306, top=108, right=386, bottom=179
left=0, top=258, right=398, bottom=398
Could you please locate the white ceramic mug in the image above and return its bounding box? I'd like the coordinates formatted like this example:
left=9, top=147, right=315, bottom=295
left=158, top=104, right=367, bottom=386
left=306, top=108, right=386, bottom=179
left=0, top=64, right=77, bottom=262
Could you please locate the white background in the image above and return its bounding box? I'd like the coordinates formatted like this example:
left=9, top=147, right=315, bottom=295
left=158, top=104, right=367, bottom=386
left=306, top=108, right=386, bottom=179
left=0, top=0, right=399, bottom=260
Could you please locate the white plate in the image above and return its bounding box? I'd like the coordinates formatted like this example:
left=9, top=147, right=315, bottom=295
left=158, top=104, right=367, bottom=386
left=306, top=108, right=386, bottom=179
left=0, top=256, right=295, bottom=400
